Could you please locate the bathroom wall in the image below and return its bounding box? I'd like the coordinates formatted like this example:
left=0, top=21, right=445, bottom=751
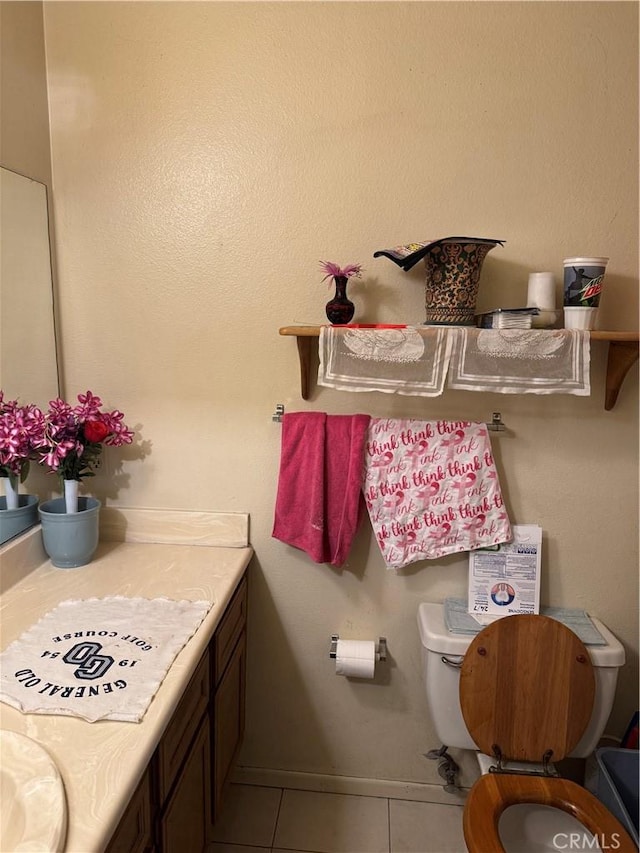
left=1, top=1, right=59, bottom=499
left=36, top=2, right=638, bottom=787
left=0, top=1, right=51, bottom=185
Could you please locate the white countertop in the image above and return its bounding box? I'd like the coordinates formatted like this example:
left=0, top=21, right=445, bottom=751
left=0, top=511, right=253, bottom=853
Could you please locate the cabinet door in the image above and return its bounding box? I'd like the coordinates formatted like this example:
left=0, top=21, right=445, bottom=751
left=213, top=576, right=247, bottom=686
left=213, top=630, right=246, bottom=817
left=159, top=716, right=212, bottom=853
left=157, top=649, right=210, bottom=804
left=105, top=769, right=153, bottom=853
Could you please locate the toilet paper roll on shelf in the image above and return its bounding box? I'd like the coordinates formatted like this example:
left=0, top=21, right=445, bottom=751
left=330, top=635, right=387, bottom=679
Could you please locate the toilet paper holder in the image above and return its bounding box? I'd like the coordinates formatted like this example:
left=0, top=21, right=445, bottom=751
left=330, top=634, right=387, bottom=662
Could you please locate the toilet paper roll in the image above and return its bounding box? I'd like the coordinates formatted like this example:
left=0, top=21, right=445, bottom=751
left=335, top=639, right=377, bottom=679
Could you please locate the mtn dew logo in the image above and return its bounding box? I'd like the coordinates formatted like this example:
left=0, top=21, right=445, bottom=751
left=564, top=260, right=607, bottom=307
left=578, top=273, right=604, bottom=304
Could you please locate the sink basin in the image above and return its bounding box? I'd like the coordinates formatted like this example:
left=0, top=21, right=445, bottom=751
left=0, top=730, right=67, bottom=852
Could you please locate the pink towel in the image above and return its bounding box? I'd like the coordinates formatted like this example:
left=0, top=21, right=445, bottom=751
left=363, top=418, right=512, bottom=569
left=272, top=412, right=371, bottom=566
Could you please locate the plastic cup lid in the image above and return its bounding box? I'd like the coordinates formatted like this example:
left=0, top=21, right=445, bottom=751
left=563, top=257, right=609, bottom=266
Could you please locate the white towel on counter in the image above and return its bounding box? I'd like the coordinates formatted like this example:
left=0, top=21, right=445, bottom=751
left=0, top=596, right=211, bottom=723
left=363, top=419, right=512, bottom=569
left=318, top=326, right=453, bottom=396
left=447, top=329, right=590, bottom=395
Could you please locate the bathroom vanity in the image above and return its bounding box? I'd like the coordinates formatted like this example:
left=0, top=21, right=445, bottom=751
left=0, top=510, right=252, bottom=852
left=106, top=573, right=247, bottom=852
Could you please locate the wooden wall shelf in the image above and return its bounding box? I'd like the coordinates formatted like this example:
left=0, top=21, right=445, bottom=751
left=279, top=326, right=639, bottom=410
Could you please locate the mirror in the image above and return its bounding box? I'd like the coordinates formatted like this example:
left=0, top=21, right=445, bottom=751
left=1, top=166, right=59, bottom=407
left=1, top=166, right=59, bottom=544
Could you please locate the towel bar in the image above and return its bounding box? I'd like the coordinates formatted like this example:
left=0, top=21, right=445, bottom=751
left=272, top=405, right=507, bottom=433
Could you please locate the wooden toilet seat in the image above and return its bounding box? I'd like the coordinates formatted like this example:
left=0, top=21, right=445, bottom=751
left=459, top=614, right=596, bottom=763
left=458, top=615, right=636, bottom=852
left=463, top=773, right=637, bottom=852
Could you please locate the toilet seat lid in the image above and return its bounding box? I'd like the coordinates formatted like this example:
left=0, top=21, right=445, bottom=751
left=459, top=615, right=596, bottom=763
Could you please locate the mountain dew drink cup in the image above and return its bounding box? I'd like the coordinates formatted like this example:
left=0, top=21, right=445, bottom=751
left=563, top=257, right=609, bottom=307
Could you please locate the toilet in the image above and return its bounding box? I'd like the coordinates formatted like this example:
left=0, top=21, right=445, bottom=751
left=418, top=603, right=636, bottom=852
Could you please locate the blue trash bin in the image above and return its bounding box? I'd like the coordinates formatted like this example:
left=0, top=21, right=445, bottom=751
left=595, top=747, right=639, bottom=846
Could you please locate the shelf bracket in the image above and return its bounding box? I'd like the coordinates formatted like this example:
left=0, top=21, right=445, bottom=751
left=604, top=340, right=639, bottom=411
left=295, top=336, right=313, bottom=401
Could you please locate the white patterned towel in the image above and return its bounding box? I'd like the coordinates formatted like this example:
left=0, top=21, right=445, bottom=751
left=363, top=419, right=512, bottom=569
left=0, top=597, right=211, bottom=723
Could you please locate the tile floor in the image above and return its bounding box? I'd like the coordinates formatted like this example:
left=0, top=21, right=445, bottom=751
left=206, top=783, right=467, bottom=853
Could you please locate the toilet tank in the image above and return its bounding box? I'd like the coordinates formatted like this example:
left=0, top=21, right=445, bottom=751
left=417, top=602, right=626, bottom=758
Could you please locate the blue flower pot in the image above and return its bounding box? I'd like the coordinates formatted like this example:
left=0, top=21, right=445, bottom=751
left=0, top=495, right=39, bottom=544
left=39, top=497, right=101, bottom=568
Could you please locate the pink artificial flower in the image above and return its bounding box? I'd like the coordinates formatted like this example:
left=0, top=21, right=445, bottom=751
left=74, top=391, right=104, bottom=419
left=40, top=391, right=134, bottom=481
left=100, top=409, right=135, bottom=446
left=319, top=261, right=363, bottom=285
left=0, top=393, right=46, bottom=481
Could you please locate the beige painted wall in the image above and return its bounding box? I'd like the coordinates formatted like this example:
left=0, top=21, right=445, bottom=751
left=38, top=2, right=637, bottom=786
left=1, top=1, right=60, bottom=501
left=0, top=1, right=51, bottom=185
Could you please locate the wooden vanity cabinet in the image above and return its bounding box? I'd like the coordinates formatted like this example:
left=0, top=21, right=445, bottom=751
left=159, top=715, right=212, bottom=852
left=211, top=574, right=248, bottom=819
left=104, top=768, right=153, bottom=853
left=213, top=629, right=246, bottom=818
left=156, top=649, right=212, bottom=852
left=105, top=573, right=248, bottom=853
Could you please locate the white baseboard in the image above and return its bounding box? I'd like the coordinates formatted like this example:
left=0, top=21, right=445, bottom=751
left=231, top=766, right=469, bottom=805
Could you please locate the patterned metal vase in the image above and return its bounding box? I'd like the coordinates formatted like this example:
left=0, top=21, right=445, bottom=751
left=423, top=240, right=499, bottom=326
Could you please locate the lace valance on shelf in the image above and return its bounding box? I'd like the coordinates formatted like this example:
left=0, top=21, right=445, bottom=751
left=317, top=327, right=590, bottom=397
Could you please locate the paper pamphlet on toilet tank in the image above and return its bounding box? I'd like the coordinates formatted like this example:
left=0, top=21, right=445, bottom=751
left=468, top=524, right=542, bottom=621
left=0, top=596, right=211, bottom=723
